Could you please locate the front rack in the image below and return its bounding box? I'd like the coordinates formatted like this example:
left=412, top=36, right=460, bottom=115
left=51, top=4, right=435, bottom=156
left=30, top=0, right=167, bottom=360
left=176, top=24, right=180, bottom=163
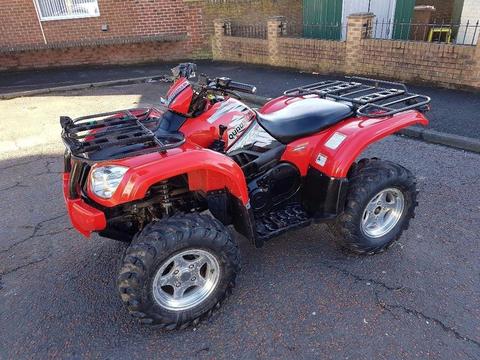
left=284, top=77, right=431, bottom=118
left=61, top=108, right=185, bottom=161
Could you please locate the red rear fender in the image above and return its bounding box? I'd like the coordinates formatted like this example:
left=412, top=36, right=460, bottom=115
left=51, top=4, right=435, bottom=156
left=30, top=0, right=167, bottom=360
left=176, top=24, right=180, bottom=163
left=282, top=110, right=429, bottom=178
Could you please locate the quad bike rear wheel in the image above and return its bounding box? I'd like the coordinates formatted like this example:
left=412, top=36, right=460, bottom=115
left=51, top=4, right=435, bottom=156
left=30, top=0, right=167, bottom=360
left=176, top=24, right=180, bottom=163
left=329, top=158, right=417, bottom=255
left=117, top=213, right=240, bottom=329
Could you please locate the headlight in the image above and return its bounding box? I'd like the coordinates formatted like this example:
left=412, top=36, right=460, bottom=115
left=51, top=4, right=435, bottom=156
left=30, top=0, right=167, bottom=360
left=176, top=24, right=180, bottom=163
left=90, top=165, right=128, bottom=199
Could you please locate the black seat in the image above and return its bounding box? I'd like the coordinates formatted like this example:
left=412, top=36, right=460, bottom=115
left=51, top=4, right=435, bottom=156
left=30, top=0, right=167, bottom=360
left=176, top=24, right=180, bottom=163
left=256, top=98, right=353, bottom=144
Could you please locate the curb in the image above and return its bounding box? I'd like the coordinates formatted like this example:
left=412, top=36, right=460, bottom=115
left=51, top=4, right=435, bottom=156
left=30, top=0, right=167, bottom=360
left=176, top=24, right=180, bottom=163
left=242, top=94, right=480, bottom=154
left=0, top=74, right=171, bottom=100
left=2, top=78, right=479, bottom=154
left=398, top=126, right=480, bottom=153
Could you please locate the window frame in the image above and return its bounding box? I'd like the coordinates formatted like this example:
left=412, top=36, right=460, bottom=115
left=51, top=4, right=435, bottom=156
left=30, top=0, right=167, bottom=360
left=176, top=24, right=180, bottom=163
left=35, top=0, right=101, bottom=21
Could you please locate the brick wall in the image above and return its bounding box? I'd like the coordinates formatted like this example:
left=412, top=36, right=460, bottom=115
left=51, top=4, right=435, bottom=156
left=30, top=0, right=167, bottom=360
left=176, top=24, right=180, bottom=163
left=202, top=0, right=302, bottom=31
left=202, top=0, right=303, bottom=57
left=0, top=0, right=301, bottom=71
left=1, top=0, right=197, bottom=47
left=0, top=0, right=209, bottom=70
left=220, top=37, right=269, bottom=64
left=1, top=41, right=190, bottom=70
left=415, top=0, right=455, bottom=22
left=213, top=14, right=480, bottom=90
left=357, top=39, right=477, bottom=88
left=277, top=38, right=346, bottom=74
left=214, top=17, right=346, bottom=74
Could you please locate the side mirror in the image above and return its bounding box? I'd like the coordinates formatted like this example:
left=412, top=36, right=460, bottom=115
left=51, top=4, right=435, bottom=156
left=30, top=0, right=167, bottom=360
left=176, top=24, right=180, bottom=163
left=171, top=63, right=197, bottom=79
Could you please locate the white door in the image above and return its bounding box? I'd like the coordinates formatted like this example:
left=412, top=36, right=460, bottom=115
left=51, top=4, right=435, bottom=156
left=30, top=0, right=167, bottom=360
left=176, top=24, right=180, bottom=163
left=341, top=0, right=397, bottom=39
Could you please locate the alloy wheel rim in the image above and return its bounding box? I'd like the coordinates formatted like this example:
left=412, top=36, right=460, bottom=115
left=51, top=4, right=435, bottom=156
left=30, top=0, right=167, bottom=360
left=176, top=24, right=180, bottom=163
left=361, top=187, right=405, bottom=239
left=152, top=249, right=220, bottom=311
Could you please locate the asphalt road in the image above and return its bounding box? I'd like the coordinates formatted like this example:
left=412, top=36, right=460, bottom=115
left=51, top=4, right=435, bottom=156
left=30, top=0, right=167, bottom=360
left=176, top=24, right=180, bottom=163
left=0, top=83, right=479, bottom=359
left=1, top=60, right=480, bottom=139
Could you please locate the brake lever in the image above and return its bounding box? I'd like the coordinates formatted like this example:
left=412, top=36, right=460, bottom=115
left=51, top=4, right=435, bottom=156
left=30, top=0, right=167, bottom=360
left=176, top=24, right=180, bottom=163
left=206, top=86, right=242, bottom=100
left=222, top=89, right=242, bottom=100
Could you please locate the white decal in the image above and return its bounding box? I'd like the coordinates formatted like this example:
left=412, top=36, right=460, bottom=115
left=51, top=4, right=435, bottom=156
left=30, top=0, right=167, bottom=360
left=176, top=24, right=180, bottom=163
left=316, top=154, right=328, bottom=167
left=293, top=142, right=309, bottom=152
left=325, top=132, right=347, bottom=150
left=167, top=81, right=189, bottom=105
left=207, top=100, right=247, bottom=124
left=226, top=115, right=248, bottom=145
left=227, top=122, right=276, bottom=152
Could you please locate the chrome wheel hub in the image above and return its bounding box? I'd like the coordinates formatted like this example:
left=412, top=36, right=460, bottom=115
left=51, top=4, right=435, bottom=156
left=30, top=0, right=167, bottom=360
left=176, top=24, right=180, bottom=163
left=361, top=187, right=405, bottom=238
left=152, top=249, right=220, bottom=311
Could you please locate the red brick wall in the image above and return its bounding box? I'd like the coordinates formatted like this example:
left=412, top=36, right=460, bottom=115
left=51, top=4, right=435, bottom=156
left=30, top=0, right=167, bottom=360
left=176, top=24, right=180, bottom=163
left=202, top=0, right=302, bottom=33
left=1, top=0, right=195, bottom=47
left=1, top=41, right=190, bottom=70
left=0, top=0, right=208, bottom=70
left=0, top=0, right=45, bottom=46
left=0, top=0, right=301, bottom=70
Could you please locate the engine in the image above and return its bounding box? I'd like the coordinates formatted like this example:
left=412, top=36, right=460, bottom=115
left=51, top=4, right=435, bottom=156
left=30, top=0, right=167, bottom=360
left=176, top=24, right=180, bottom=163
left=247, top=163, right=301, bottom=215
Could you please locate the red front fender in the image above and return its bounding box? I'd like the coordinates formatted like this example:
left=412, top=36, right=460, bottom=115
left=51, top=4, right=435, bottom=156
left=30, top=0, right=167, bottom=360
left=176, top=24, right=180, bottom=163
left=282, top=110, right=429, bottom=178
left=87, top=144, right=249, bottom=207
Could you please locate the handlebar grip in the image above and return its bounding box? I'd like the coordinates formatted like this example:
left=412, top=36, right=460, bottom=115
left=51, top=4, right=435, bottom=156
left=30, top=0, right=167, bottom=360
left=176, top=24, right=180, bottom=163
left=227, top=81, right=257, bottom=94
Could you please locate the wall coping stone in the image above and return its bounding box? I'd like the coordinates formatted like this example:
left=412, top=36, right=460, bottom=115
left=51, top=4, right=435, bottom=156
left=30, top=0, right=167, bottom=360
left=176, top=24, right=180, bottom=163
left=0, top=33, right=187, bottom=54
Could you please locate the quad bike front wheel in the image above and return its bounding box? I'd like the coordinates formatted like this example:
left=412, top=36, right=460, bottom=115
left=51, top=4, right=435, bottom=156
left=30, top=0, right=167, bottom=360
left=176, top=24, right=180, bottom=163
left=330, top=158, right=417, bottom=255
left=117, top=213, right=240, bottom=329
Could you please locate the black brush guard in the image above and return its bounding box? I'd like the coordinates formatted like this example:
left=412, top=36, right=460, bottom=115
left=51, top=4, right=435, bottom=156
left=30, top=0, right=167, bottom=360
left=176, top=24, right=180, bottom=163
left=284, top=77, right=431, bottom=118
left=60, top=108, right=185, bottom=162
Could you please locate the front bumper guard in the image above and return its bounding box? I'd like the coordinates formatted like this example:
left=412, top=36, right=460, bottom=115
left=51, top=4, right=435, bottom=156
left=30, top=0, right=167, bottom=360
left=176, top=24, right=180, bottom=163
left=63, top=173, right=106, bottom=237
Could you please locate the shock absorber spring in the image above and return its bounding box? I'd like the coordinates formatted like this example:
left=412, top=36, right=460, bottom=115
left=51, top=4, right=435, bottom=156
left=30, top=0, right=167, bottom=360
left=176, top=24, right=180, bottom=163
left=159, top=180, right=172, bottom=215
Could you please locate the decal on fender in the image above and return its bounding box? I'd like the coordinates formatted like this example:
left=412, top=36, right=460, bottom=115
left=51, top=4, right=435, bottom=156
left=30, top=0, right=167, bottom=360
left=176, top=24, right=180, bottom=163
left=316, top=154, right=328, bottom=167
left=325, top=132, right=347, bottom=150
left=293, top=142, right=309, bottom=152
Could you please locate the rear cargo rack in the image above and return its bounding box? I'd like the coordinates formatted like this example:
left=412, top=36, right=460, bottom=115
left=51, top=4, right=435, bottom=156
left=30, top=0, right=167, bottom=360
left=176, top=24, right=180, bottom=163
left=60, top=108, right=185, bottom=161
left=284, top=77, right=431, bottom=118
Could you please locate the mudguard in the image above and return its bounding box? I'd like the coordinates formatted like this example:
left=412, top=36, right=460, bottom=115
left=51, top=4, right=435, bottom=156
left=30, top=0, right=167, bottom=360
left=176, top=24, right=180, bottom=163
left=282, top=110, right=429, bottom=178
left=86, top=142, right=249, bottom=208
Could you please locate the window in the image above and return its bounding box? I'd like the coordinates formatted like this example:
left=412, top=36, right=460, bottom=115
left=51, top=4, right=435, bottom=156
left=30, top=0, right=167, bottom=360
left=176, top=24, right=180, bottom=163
left=36, top=0, right=100, bottom=21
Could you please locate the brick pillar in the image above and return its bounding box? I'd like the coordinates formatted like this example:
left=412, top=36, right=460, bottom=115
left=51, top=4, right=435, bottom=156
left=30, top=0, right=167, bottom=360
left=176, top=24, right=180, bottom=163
left=267, top=16, right=285, bottom=66
left=345, top=13, right=375, bottom=75
left=472, top=35, right=480, bottom=88
left=213, top=19, right=228, bottom=60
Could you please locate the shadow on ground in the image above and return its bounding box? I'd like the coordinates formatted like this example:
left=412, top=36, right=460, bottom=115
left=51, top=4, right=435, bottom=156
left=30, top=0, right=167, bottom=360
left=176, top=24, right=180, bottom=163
left=0, top=133, right=479, bottom=359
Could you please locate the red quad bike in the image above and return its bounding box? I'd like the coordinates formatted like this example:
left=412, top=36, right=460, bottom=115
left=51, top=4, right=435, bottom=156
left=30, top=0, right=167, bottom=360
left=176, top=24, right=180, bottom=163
left=61, top=63, right=430, bottom=328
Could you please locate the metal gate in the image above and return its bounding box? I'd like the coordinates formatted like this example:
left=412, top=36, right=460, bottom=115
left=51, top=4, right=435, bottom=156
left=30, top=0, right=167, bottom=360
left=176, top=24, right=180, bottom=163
left=393, top=0, right=416, bottom=40
left=303, top=0, right=343, bottom=40
left=303, top=0, right=415, bottom=40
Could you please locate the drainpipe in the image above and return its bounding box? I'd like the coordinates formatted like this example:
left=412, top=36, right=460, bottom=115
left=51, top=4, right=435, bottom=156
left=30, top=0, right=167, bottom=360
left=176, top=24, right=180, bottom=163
left=32, top=0, right=48, bottom=44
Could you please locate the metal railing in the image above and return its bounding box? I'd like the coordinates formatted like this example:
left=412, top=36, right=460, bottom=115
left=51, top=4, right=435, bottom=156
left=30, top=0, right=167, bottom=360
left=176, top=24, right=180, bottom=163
left=370, top=20, right=480, bottom=45
left=36, top=0, right=100, bottom=21
left=281, top=22, right=347, bottom=41
left=225, top=18, right=480, bottom=45
left=228, top=23, right=267, bottom=39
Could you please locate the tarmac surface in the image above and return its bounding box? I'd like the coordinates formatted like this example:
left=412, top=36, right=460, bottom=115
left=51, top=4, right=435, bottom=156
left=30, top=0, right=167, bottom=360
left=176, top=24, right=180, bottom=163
left=1, top=60, right=479, bottom=139
left=0, top=82, right=479, bottom=359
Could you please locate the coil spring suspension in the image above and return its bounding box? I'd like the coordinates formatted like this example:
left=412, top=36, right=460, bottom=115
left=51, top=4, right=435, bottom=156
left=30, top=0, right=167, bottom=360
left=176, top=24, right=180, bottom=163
left=159, top=180, right=172, bottom=215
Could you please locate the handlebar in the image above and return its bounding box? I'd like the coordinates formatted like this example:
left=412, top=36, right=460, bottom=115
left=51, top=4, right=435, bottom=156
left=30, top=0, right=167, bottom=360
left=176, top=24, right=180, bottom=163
left=227, top=80, right=257, bottom=94
left=212, top=77, right=257, bottom=94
